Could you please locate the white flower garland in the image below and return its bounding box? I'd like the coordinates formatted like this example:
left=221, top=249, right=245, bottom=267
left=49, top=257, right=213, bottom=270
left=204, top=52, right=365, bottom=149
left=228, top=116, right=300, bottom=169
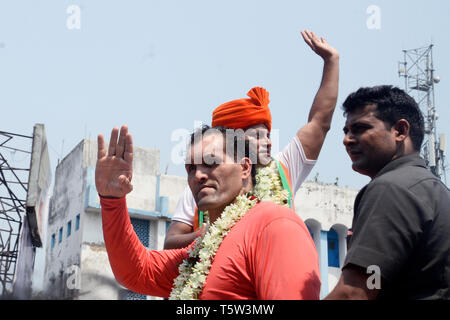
left=169, top=160, right=289, bottom=300
left=251, top=160, right=290, bottom=206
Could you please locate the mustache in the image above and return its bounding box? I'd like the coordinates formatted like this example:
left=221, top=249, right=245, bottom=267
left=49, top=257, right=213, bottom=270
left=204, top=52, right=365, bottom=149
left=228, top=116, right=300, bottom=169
left=195, top=183, right=215, bottom=193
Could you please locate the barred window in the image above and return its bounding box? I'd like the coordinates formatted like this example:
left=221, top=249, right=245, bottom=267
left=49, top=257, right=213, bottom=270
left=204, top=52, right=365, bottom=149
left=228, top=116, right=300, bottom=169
left=126, top=218, right=150, bottom=300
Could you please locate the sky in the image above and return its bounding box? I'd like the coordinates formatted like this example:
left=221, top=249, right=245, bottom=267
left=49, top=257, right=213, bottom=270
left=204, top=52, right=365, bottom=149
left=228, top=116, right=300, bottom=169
left=1, top=0, right=450, bottom=292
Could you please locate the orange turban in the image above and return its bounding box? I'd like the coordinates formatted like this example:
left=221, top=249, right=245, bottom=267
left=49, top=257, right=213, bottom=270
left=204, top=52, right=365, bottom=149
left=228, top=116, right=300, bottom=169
left=212, top=87, right=272, bottom=132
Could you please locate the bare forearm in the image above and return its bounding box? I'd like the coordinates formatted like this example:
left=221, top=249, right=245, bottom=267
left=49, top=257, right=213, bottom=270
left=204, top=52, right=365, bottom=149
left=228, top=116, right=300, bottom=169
left=308, top=56, right=339, bottom=130
left=324, top=266, right=380, bottom=300
left=164, top=231, right=198, bottom=249
left=296, top=55, right=339, bottom=160
left=324, top=285, right=355, bottom=300
left=325, top=284, right=372, bottom=300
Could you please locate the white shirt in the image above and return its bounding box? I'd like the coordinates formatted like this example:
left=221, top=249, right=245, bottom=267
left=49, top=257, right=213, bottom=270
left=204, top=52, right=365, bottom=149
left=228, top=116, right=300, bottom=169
left=172, top=136, right=316, bottom=226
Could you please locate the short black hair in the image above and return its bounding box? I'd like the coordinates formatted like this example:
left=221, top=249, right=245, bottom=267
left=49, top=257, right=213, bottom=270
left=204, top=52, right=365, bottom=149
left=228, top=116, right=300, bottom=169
left=189, top=125, right=257, bottom=185
left=342, top=85, right=425, bottom=151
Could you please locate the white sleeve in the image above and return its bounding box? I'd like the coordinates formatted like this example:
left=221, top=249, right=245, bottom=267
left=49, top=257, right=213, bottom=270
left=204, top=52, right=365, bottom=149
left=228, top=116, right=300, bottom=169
left=275, top=135, right=316, bottom=194
left=170, top=185, right=196, bottom=227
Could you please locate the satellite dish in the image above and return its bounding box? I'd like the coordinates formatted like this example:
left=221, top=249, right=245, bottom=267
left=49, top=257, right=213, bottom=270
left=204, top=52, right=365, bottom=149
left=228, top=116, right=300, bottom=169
left=433, top=76, right=440, bottom=83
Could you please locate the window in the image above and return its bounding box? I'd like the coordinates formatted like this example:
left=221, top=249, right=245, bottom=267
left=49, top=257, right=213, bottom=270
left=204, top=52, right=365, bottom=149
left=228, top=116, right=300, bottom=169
left=67, top=220, right=72, bottom=238
left=58, top=227, right=63, bottom=243
left=327, top=228, right=340, bottom=268
left=124, top=290, right=147, bottom=300
left=130, top=218, right=150, bottom=248
left=51, top=234, right=56, bottom=249
left=75, top=214, right=80, bottom=231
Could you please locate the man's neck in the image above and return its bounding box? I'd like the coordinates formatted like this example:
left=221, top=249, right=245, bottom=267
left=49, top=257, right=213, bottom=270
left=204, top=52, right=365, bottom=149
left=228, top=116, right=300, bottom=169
left=208, top=206, right=227, bottom=225
left=369, top=151, right=420, bottom=179
left=208, top=186, right=252, bottom=224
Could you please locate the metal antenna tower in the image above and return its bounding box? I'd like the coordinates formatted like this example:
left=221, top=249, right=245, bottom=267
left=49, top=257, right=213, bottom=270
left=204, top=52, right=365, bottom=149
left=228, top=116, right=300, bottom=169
left=0, top=130, right=32, bottom=297
left=398, top=44, right=447, bottom=183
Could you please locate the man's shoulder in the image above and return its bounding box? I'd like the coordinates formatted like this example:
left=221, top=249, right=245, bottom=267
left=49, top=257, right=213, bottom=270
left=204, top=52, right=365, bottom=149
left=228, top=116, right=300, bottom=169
left=372, top=162, right=446, bottom=194
left=252, top=201, right=295, bottom=213
left=246, top=201, right=304, bottom=226
left=358, top=160, right=449, bottom=220
left=361, top=169, right=430, bottom=206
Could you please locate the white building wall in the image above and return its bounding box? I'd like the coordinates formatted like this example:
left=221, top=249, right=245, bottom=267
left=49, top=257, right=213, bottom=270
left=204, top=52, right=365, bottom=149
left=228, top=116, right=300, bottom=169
left=295, top=181, right=356, bottom=230
left=44, top=140, right=85, bottom=299
left=79, top=243, right=120, bottom=300
left=159, top=175, right=188, bottom=213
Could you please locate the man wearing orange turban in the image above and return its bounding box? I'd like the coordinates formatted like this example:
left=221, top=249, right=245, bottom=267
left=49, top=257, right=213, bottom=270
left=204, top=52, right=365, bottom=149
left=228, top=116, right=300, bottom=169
left=165, top=30, right=339, bottom=249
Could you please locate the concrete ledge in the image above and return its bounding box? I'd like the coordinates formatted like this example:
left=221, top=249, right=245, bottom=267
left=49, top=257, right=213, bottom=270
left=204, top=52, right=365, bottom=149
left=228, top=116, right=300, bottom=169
left=84, top=184, right=172, bottom=220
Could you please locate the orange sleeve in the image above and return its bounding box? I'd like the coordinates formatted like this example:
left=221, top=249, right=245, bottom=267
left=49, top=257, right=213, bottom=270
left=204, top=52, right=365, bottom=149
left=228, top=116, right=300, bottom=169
left=254, top=217, right=321, bottom=300
left=100, top=196, right=190, bottom=298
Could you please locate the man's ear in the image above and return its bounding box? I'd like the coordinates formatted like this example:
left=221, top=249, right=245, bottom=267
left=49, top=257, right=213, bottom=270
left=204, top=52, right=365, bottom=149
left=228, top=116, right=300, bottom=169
left=240, top=157, right=253, bottom=180
left=393, top=119, right=410, bottom=143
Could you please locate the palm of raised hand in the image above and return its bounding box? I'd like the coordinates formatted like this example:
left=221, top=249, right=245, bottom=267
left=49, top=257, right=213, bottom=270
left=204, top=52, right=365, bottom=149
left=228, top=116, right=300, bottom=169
left=95, top=126, right=134, bottom=198
left=301, top=30, right=339, bottom=60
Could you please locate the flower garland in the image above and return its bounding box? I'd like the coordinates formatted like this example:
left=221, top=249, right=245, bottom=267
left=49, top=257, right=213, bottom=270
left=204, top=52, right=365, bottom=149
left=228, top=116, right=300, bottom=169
left=250, top=160, right=290, bottom=206
left=169, top=160, right=289, bottom=300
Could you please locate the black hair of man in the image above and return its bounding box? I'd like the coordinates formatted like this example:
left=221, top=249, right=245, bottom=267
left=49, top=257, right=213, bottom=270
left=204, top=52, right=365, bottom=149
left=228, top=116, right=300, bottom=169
left=342, top=85, right=425, bottom=151
left=189, top=125, right=257, bottom=186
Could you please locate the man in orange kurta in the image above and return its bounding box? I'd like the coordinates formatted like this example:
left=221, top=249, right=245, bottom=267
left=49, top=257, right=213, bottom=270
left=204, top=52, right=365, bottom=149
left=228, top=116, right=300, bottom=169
left=96, top=125, right=320, bottom=299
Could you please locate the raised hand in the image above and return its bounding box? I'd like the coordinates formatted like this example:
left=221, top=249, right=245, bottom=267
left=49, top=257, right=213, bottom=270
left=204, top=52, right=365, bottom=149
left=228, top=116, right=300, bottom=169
left=301, top=30, right=339, bottom=61
left=95, top=125, right=134, bottom=198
